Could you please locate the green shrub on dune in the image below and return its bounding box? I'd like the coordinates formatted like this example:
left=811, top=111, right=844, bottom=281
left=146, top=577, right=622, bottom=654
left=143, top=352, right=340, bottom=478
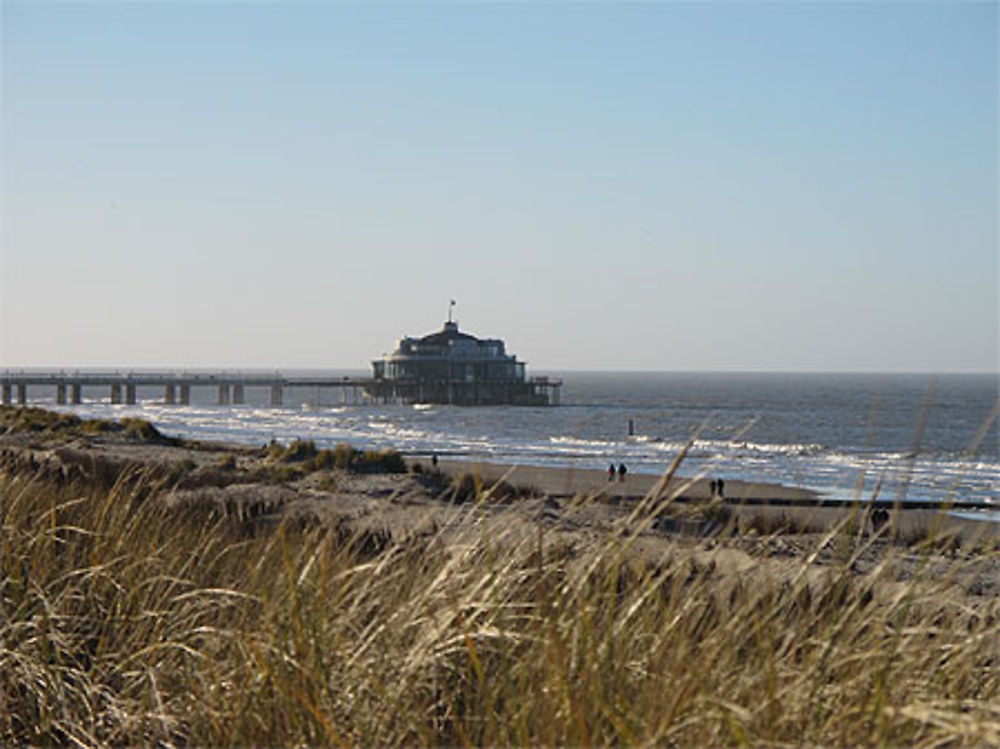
left=357, top=448, right=407, bottom=473
left=266, top=439, right=406, bottom=474
left=216, top=453, right=237, bottom=470
left=81, top=418, right=117, bottom=434
left=332, top=442, right=355, bottom=469
left=120, top=417, right=168, bottom=442
left=0, top=406, right=172, bottom=444
left=272, top=438, right=318, bottom=463
left=0, top=405, right=82, bottom=434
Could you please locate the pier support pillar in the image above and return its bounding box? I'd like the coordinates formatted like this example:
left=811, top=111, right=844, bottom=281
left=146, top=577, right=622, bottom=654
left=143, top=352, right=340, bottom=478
left=2, top=383, right=11, bottom=405
left=179, top=385, right=190, bottom=405
left=125, top=384, right=137, bottom=405
left=232, top=383, right=245, bottom=405
left=71, top=383, right=82, bottom=404
left=270, top=385, right=283, bottom=407
left=164, top=383, right=176, bottom=404
left=17, top=383, right=27, bottom=404
left=56, top=384, right=67, bottom=404
left=217, top=384, right=230, bottom=405
left=110, top=384, right=122, bottom=404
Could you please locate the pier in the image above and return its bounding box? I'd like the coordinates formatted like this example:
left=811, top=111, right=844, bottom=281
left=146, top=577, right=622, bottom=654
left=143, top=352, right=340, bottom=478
left=0, top=371, right=562, bottom=407
left=1, top=372, right=375, bottom=407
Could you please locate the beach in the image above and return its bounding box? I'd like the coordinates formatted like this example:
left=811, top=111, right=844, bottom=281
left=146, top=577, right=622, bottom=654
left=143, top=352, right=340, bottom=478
left=424, top=458, right=1000, bottom=545
left=29, top=371, right=996, bottom=510
left=3, top=405, right=996, bottom=548
left=428, top=457, right=818, bottom=500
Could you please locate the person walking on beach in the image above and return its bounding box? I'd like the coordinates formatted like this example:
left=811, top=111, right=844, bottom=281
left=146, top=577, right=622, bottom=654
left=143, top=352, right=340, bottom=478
left=618, top=463, right=627, bottom=482
left=871, top=508, right=889, bottom=534
left=608, top=463, right=616, bottom=482
left=717, top=478, right=725, bottom=498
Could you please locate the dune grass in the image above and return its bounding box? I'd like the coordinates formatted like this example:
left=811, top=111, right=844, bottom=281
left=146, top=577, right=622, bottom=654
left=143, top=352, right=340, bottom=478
left=2, top=465, right=999, bottom=746
left=266, top=439, right=407, bottom=474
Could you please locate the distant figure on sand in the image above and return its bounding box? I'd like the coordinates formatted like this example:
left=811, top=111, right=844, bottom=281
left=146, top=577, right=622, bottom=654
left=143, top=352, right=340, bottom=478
left=871, top=508, right=890, bottom=534
left=618, top=463, right=627, bottom=482
left=431, top=453, right=438, bottom=467
left=608, top=463, right=616, bottom=482
left=717, top=478, right=725, bottom=498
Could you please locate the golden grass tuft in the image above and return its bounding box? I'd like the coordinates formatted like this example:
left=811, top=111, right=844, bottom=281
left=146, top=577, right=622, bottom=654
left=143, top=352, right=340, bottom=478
left=2, top=467, right=998, bottom=746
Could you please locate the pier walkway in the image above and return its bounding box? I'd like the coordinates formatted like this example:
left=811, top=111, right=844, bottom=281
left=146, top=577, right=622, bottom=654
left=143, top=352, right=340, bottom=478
left=0, top=371, right=374, bottom=407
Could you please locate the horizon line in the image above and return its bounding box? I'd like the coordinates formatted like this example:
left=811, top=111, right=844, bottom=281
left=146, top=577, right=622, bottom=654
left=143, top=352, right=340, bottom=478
left=2, top=365, right=997, bottom=378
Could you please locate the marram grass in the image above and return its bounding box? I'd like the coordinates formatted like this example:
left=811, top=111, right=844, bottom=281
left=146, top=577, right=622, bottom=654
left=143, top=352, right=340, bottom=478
left=2, top=468, right=998, bottom=747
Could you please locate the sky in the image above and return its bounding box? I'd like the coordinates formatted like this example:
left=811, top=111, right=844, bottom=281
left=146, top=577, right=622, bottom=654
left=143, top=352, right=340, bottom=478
left=1, top=1, right=997, bottom=373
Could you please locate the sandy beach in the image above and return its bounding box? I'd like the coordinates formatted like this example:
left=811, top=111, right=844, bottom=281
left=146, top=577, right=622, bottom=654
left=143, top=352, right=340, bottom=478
left=425, top=458, right=817, bottom=501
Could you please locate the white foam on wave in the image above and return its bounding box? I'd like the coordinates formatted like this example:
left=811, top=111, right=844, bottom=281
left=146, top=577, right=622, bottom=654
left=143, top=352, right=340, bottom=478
left=549, top=435, right=618, bottom=448
left=367, top=422, right=432, bottom=441
left=693, top=438, right=827, bottom=456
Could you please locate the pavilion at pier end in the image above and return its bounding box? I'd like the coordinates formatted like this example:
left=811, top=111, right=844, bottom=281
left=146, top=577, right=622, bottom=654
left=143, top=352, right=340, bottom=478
left=368, top=315, right=560, bottom=406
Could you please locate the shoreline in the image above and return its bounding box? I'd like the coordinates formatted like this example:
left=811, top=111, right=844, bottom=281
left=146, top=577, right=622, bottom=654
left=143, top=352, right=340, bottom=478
left=34, top=394, right=997, bottom=509
left=415, top=458, right=1000, bottom=542
left=418, top=456, right=999, bottom=511
left=2, top=404, right=998, bottom=542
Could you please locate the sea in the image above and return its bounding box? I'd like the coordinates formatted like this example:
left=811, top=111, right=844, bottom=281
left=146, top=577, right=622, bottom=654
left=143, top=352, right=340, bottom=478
left=39, top=371, right=999, bottom=509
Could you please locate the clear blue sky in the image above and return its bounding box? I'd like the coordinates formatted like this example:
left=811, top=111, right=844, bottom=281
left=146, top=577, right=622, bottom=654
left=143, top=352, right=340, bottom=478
left=2, top=1, right=997, bottom=372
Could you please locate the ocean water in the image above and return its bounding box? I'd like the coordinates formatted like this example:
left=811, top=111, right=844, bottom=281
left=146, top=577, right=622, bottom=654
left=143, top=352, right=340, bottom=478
left=39, top=371, right=999, bottom=506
